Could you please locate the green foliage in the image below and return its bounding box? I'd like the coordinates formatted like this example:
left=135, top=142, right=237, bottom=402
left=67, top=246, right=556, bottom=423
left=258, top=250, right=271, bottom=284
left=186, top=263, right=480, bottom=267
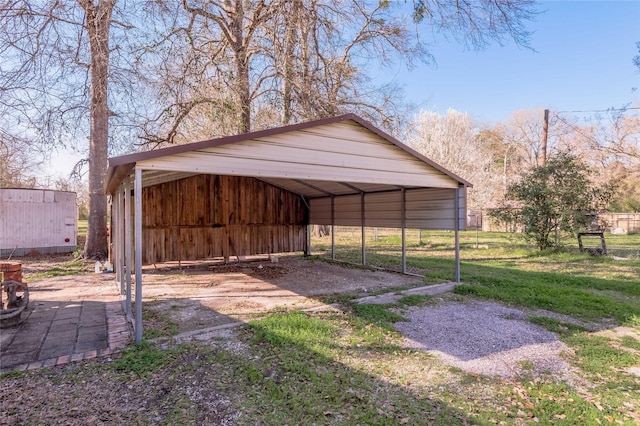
left=454, top=266, right=640, bottom=323
left=141, top=308, right=180, bottom=339
left=529, top=316, right=589, bottom=336
left=0, top=370, right=24, bottom=380
left=489, top=153, right=613, bottom=250
left=564, top=334, right=638, bottom=375
left=349, top=303, right=406, bottom=327
left=110, top=340, right=181, bottom=378
left=27, top=260, right=90, bottom=280
left=620, top=335, right=640, bottom=351
left=397, top=294, right=433, bottom=307
left=249, top=312, right=336, bottom=349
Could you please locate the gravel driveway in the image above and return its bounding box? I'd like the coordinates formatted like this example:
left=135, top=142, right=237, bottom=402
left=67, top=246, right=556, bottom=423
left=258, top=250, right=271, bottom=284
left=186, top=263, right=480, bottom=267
left=395, top=299, right=574, bottom=379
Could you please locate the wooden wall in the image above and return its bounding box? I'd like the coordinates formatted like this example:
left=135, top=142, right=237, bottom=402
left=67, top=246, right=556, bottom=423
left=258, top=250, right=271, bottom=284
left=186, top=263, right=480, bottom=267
left=141, top=174, right=308, bottom=264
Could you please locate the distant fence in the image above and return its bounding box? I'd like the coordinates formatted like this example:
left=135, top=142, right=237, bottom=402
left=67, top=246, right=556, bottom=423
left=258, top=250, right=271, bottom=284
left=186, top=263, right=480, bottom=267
left=597, top=213, right=640, bottom=234
left=469, top=210, right=640, bottom=234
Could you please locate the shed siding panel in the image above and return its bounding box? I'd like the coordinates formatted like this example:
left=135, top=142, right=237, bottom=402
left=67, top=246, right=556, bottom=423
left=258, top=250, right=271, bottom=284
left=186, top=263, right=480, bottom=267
left=309, top=198, right=332, bottom=224
left=0, top=189, right=77, bottom=255
left=308, top=187, right=466, bottom=230
left=141, top=174, right=307, bottom=264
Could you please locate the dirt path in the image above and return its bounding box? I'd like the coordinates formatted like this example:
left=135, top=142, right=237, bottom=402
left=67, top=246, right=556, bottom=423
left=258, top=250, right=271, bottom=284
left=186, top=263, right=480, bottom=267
left=139, top=256, right=422, bottom=333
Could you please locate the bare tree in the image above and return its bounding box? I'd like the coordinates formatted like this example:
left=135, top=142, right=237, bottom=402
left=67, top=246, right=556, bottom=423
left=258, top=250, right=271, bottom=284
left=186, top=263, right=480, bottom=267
left=602, top=109, right=640, bottom=162
left=0, top=0, right=124, bottom=258
left=180, top=0, right=282, bottom=134
left=266, top=0, right=424, bottom=130
left=407, top=109, right=499, bottom=209
left=80, top=0, right=115, bottom=258
left=140, top=0, right=538, bottom=145
left=553, top=108, right=640, bottom=212
left=497, top=110, right=549, bottom=169
left=0, top=132, right=39, bottom=188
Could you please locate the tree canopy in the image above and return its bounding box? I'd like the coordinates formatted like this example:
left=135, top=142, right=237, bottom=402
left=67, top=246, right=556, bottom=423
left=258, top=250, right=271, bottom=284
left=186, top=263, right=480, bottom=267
left=489, top=153, right=613, bottom=250
left=1, top=0, right=540, bottom=256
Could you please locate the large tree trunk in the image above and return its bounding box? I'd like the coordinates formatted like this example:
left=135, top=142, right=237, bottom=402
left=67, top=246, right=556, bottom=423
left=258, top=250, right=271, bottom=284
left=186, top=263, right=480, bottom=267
left=229, top=0, right=251, bottom=133
left=81, top=0, right=114, bottom=259
left=281, top=0, right=300, bottom=125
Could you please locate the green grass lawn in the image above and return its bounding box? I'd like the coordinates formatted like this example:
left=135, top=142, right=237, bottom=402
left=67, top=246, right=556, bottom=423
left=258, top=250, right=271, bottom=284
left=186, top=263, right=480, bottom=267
left=3, top=228, right=639, bottom=425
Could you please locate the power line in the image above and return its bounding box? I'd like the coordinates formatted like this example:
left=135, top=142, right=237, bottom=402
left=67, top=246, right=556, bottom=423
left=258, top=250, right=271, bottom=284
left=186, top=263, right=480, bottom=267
left=555, top=107, right=640, bottom=114
left=553, top=114, right=603, bottom=148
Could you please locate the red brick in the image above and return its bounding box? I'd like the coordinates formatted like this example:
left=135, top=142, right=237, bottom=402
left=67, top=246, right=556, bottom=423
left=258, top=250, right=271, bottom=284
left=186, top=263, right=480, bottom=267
left=57, top=355, right=71, bottom=365
left=0, top=263, right=23, bottom=283
left=0, top=262, right=21, bottom=272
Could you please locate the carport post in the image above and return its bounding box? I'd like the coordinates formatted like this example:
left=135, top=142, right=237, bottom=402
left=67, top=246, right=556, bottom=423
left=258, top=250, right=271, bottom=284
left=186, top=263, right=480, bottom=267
left=124, top=179, right=132, bottom=317
left=117, top=187, right=125, bottom=294
left=401, top=188, right=406, bottom=274
left=331, top=196, right=335, bottom=260
left=454, top=185, right=461, bottom=283
left=361, top=192, right=366, bottom=266
left=305, top=225, right=311, bottom=256
left=134, top=167, right=143, bottom=344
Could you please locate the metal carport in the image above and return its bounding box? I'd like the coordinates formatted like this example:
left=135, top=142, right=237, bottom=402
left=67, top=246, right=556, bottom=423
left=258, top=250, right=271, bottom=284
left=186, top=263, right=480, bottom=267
left=104, top=113, right=471, bottom=343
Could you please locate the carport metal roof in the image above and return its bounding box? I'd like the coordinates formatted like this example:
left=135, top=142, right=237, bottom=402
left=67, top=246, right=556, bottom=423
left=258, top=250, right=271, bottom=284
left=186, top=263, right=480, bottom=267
left=105, top=113, right=471, bottom=197
left=105, top=113, right=471, bottom=344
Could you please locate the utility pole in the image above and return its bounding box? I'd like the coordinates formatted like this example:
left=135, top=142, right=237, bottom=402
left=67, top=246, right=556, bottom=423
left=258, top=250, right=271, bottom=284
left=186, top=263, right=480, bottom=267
left=542, top=109, right=549, bottom=165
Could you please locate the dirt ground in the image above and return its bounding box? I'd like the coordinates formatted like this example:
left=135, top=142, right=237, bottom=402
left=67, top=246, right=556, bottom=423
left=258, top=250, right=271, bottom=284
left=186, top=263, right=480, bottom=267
left=138, top=256, right=422, bottom=334
left=18, top=254, right=422, bottom=336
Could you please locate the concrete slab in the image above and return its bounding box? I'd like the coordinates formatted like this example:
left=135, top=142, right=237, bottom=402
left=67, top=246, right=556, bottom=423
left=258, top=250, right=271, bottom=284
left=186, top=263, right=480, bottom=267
left=1, top=274, right=131, bottom=373
left=355, top=282, right=458, bottom=305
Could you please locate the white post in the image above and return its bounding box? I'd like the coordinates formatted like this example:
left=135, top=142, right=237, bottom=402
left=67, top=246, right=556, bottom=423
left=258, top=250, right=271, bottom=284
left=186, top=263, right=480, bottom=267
left=117, top=187, right=125, bottom=293
left=134, top=168, right=143, bottom=344
left=124, top=178, right=132, bottom=317
left=454, top=186, right=461, bottom=283
left=361, top=192, right=366, bottom=266
left=401, top=189, right=406, bottom=274
left=331, top=196, right=335, bottom=260
left=305, top=225, right=311, bottom=256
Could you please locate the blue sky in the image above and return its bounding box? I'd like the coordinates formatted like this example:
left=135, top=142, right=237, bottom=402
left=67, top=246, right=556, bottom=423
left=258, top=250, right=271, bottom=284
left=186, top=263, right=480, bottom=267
left=43, top=0, right=639, bottom=182
left=386, top=0, right=640, bottom=124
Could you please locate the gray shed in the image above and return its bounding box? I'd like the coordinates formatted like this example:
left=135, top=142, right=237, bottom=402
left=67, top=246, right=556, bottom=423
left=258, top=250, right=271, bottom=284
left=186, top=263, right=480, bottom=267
left=0, top=188, right=77, bottom=257
left=104, top=113, right=471, bottom=342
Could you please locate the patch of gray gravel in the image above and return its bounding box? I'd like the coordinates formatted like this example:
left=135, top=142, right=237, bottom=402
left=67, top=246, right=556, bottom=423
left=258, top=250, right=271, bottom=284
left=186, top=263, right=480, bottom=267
left=395, top=299, right=575, bottom=379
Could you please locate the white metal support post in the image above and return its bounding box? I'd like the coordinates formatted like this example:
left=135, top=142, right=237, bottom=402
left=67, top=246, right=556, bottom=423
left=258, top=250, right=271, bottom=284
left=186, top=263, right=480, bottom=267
left=454, top=186, right=461, bottom=283
left=305, top=224, right=311, bottom=256
left=361, top=192, right=366, bottom=266
left=116, top=188, right=124, bottom=293
left=331, top=196, right=335, bottom=260
left=134, top=168, right=143, bottom=344
left=124, top=178, right=132, bottom=317
left=401, top=188, right=407, bottom=274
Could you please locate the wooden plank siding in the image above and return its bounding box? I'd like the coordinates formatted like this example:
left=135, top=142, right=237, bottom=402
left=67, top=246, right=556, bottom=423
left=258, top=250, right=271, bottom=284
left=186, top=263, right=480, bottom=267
left=141, top=174, right=307, bottom=264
